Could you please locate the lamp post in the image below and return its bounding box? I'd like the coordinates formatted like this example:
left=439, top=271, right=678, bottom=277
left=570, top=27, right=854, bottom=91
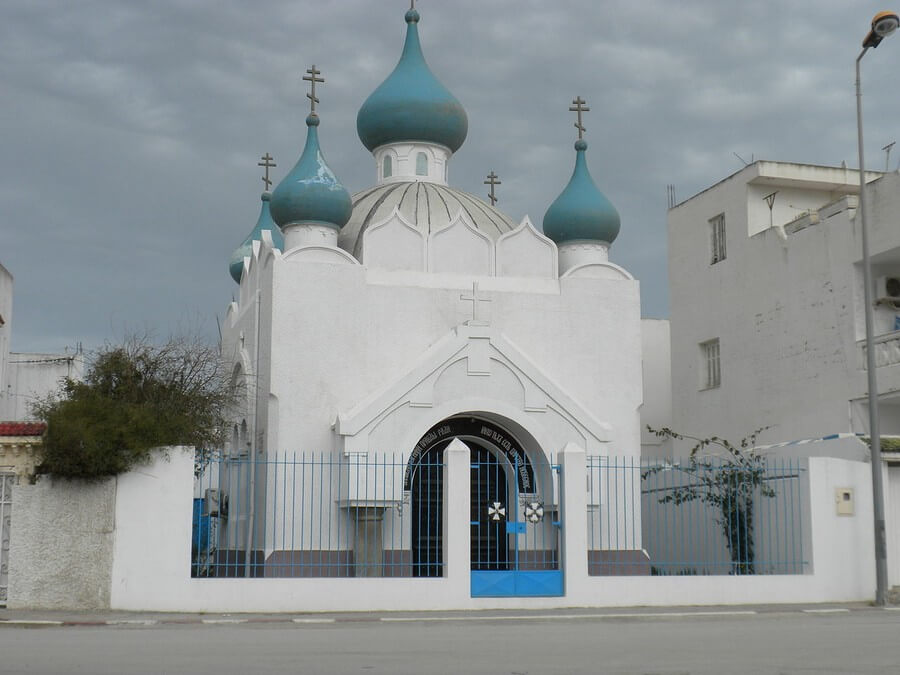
left=856, top=9, right=898, bottom=607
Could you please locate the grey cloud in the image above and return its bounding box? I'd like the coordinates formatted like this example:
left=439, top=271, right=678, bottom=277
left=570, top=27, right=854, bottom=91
left=1, top=0, right=896, bottom=353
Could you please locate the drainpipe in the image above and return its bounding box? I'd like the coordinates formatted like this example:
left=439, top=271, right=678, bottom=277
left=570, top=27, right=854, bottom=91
left=244, top=288, right=262, bottom=577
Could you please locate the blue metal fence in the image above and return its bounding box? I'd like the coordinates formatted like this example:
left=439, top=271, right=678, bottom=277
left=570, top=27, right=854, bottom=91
left=192, top=452, right=809, bottom=580
left=586, top=456, right=808, bottom=576
left=192, top=452, right=445, bottom=578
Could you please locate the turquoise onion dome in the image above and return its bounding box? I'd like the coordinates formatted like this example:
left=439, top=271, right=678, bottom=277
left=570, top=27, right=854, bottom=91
left=356, top=9, right=468, bottom=153
left=270, top=114, right=352, bottom=231
left=542, top=140, right=620, bottom=245
left=229, top=192, right=284, bottom=283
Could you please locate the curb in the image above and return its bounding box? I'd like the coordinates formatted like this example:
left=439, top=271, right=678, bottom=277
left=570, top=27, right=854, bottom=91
left=1, top=605, right=895, bottom=628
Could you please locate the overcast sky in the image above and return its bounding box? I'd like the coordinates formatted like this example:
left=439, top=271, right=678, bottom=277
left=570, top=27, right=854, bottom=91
left=3, top=0, right=898, bottom=353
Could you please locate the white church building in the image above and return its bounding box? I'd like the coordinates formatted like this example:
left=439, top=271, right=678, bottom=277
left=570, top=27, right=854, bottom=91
left=219, top=5, right=644, bottom=595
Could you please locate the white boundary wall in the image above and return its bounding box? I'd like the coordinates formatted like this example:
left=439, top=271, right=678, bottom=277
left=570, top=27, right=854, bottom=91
left=101, top=446, right=876, bottom=612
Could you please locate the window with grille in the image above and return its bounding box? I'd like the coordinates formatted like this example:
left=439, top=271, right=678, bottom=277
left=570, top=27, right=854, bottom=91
left=709, top=213, right=726, bottom=264
left=701, top=338, right=721, bottom=389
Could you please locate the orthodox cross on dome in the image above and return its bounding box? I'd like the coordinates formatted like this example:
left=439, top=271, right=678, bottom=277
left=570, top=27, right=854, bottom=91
left=569, top=96, right=589, bottom=140
left=258, top=153, right=276, bottom=191
left=461, top=281, right=491, bottom=326
left=484, top=170, right=501, bottom=206
left=303, top=64, right=324, bottom=115
left=410, top=0, right=416, bottom=9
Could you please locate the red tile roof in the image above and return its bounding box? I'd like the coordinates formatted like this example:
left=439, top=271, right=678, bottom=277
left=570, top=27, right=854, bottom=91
left=0, top=422, right=47, bottom=436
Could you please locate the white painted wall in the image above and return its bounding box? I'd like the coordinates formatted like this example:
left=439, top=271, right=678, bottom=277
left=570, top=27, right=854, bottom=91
left=8, top=474, right=116, bottom=609
left=887, top=463, right=900, bottom=587
left=100, top=449, right=874, bottom=612
left=3, top=351, right=84, bottom=420
left=220, top=205, right=645, bottom=560
left=640, top=319, right=672, bottom=459
left=668, top=163, right=900, bottom=454
left=0, top=261, right=85, bottom=421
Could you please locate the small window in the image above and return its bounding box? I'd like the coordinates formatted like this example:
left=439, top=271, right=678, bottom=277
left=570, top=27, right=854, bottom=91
left=709, top=213, right=726, bottom=264
left=240, top=419, right=249, bottom=452
left=416, top=152, right=428, bottom=176
left=700, top=339, right=721, bottom=389
left=382, top=155, right=392, bottom=178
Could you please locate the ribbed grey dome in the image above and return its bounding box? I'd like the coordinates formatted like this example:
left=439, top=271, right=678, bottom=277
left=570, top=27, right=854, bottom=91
left=338, top=181, right=517, bottom=259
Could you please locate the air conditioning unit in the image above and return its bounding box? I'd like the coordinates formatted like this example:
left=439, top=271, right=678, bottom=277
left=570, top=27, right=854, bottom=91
left=204, top=488, right=228, bottom=518
left=876, top=276, right=900, bottom=303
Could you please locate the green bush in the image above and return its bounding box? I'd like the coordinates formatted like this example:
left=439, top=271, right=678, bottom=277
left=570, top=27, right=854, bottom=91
left=33, top=335, right=235, bottom=479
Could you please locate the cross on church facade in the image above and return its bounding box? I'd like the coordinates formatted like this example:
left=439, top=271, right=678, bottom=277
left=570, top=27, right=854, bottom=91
left=569, top=96, right=589, bottom=140
left=460, top=281, right=491, bottom=326
left=484, top=171, right=501, bottom=206
left=258, top=153, right=276, bottom=191
left=303, top=65, right=324, bottom=115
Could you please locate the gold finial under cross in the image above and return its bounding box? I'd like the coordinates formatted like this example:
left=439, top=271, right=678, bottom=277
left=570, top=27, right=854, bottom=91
left=569, top=96, right=590, bottom=140
left=484, top=171, right=501, bottom=206
left=258, top=153, right=276, bottom=191
left=303, top=64, right=324, bottom=115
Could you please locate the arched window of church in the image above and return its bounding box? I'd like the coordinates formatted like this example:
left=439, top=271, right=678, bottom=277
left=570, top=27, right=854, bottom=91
left=231, top=424, right=239, bottom=456
left=240, top=419, right=248, bottom=453
left=416, top=152, right=428, bottom=176
left=382, top=155, right=392, bottom=179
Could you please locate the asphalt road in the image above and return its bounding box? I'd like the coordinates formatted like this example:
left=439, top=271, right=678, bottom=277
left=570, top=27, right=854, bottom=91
left=1, top=607, right=898, bottom=674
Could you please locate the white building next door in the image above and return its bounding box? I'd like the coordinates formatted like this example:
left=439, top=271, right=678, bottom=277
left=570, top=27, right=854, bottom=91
left=887, top=463, right=900, bottom=589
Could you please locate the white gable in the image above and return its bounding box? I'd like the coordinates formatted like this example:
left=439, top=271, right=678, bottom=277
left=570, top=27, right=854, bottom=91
left=496, top=216, right=558, bottom=278
left=428, top=211, right=493, bottom=276
left=335, top=324, right=613, bottom=459
left=361, top=208, right=426, bottom=271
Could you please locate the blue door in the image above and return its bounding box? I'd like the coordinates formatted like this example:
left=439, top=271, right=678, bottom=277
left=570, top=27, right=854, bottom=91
left=470, top=449, right=563, bottom=597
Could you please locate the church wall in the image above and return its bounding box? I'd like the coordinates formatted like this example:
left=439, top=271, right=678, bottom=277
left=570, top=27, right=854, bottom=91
left=254, top=252, right=642, bottom=558
left=265, top=259, right=642, bottom=460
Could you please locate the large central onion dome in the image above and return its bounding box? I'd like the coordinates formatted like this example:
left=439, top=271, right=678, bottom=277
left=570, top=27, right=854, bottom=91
left=543, top=139, right=620, bottom=245
left=356, top=9, right=468, bottom=154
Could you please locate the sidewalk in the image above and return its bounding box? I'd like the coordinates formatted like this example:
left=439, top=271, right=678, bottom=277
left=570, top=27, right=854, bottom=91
left=1, top=602, right=894, bottom=628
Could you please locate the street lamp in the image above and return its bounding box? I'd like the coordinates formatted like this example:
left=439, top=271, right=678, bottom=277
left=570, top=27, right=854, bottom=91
left=856, top=9, right=898, bottom=608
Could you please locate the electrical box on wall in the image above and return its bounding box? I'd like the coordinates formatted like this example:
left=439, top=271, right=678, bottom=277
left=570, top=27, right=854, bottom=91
left=835, top=488, right=854, bottom=516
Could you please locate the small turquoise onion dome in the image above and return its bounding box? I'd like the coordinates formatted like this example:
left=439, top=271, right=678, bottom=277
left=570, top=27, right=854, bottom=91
left=229, top=192, right=285, bottom=283
left=542, top=140, right=620, bottom=245
left=270, top=115, right=352, bottom=231
left=356, top=9, right=468, bottom=153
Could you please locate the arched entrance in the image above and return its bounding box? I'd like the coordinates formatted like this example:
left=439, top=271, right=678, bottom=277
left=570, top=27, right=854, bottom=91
left=407, top=416, right=562, bottom=596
